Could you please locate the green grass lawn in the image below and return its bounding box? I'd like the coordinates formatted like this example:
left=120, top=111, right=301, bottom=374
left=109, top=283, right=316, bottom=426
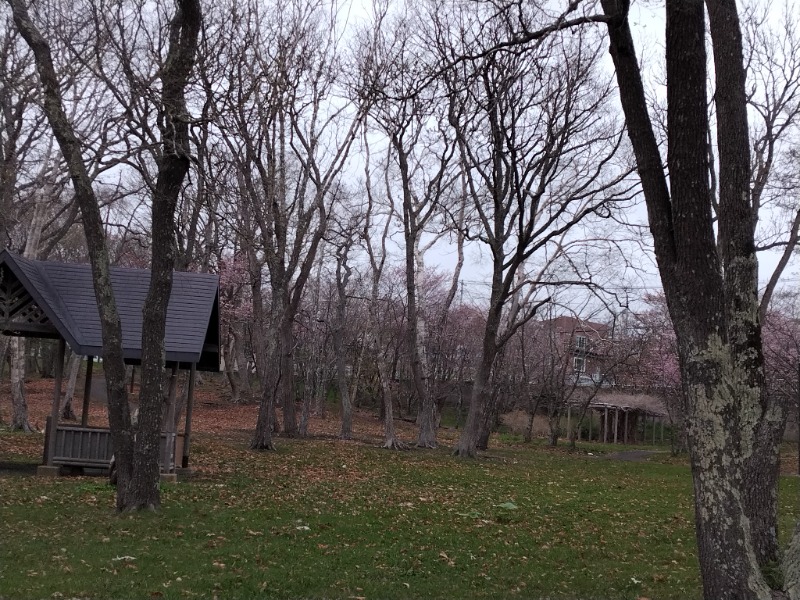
left=1, top=431, right=798, bottom=600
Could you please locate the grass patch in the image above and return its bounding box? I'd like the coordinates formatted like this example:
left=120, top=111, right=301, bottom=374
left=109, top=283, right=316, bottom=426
left=1, top=433, right=798, bottom=599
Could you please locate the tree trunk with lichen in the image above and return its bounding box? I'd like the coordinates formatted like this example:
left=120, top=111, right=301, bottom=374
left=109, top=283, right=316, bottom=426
left=601, top=0, right=799, bottom=595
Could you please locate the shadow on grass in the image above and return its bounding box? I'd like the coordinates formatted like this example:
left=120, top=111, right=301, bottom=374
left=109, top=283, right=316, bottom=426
left=0, top=460, right=38, bottom=474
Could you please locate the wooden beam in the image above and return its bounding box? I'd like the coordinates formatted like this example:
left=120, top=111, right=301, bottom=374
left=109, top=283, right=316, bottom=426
left=182, top=363, right=196, bottom=469
left=0, top=321, right=59, bottom=336
left=46, top=338, right=66, bottom=466
left=80, top=356, right=93, bottom=427
left=613, top=409, right=619, bottom=444
left=603, top=407, right=608, bottom=444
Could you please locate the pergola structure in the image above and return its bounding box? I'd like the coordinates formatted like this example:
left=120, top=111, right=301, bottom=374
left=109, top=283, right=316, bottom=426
left=566, top=392, right=669, bottom=445
left=0, top=250, right=220, bottom=476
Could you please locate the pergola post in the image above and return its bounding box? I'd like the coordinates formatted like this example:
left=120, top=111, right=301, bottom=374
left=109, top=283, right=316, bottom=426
left=624, top=410, right=629, bottom=445
left=613, top=409, right=619, bottom=444
left=165, top=364, right=179, bottom=431
left=163, top=364, right=179, bottom=472
left=80, top=356, right=94, bottom=427
left=181, top=363, right=197, bottom=469
left=43, top=338, right=66, bottom=471
left=603, top=407, right=608, bottom=443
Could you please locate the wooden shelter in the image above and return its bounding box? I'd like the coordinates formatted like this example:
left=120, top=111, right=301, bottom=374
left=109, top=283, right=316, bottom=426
left=566, top=392, right=669, bottom=445
left=0, top=250, right=220, bottom=476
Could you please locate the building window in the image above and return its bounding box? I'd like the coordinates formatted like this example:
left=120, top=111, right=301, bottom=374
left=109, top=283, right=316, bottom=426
left=575, top=335, right=588, bottom=350
left=573, top=356, right=585, bottom=373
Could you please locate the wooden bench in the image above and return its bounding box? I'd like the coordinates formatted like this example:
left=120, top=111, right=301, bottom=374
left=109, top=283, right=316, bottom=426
left=42, top=417, right=181, bottom=473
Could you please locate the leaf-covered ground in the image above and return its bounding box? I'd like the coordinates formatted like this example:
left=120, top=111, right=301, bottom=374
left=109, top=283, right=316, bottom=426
left=1, top=379, right=798, bottom=599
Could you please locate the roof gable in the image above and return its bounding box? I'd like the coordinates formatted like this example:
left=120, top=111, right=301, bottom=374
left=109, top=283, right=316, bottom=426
left=0, top=263, right=59, bottom=338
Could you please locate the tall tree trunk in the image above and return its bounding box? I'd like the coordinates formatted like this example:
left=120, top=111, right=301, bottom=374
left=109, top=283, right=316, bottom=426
left=60, top=352, right=80, bottom=420
left=233, top=322, right=252, bottom=397
left=476, top=386, right=500, bottom=451
left=278, top=312, right=296, bottom=436
left=742, top=408, right=786, bottom=569
left=7, top=188, right=49, bottom=431
left=299, top=359, right=313, bottom=438
left=252, top=383, right=276, bottom=449
left=7, top=0, right=132, bottom=510
left=334, top=337, right=352, bottom=440
left=377, top=355, right=405, bottom=450
left=315, top=364, right=327, bottom=419
left=454, top=293, right=502, bottom=457
left=223, top=334, right=241, bottom=404
left=332, top=242, right=354, bottom=440
left=249, top=255, right=275, bottom=450
left=9, top=337, right=32, bottom=431
left=251, top=329, right=277, bottom=450
left=454, top=348, right=496, bottom=457
left=133, top=0, right=202, bottom=511
left=172, top=372, right=189, bottom=432
left=408, top=246, right=435, bottom=448
left=332, top=287, right=352, bottom=439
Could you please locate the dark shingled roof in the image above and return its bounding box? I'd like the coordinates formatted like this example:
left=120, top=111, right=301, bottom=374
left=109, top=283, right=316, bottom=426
left=0, top=250, right=220, bottom=371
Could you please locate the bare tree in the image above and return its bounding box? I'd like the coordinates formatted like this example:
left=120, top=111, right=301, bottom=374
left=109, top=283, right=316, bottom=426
left=210, top=0, right=367, bottom=446
left=358, top=6, right=461, bottom=448
left=361, top=134, right=407, bottom=449
left=742, top=2, right=800, bottom=317
left=6, top=0, right=201, bottom=511
left=328, top=207, right=361, bottom=440
left=425, top=6, right=631, bottom=457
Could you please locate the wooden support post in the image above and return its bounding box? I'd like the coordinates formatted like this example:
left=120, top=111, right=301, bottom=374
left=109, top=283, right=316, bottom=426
left=182, top=363, right=197, bottom=469
left=613, top=409, right=619, bottom=444
left=129, top=366, right=136, bottom=393
left=46, top=338, right=66, bottom=466
left=165, top=364, right=179, bottom=433
left=80, top=356, right=94, bottom=427
left=603, top=408, right=608, bottom=444
left=624, top=410, right=629, bottom=445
